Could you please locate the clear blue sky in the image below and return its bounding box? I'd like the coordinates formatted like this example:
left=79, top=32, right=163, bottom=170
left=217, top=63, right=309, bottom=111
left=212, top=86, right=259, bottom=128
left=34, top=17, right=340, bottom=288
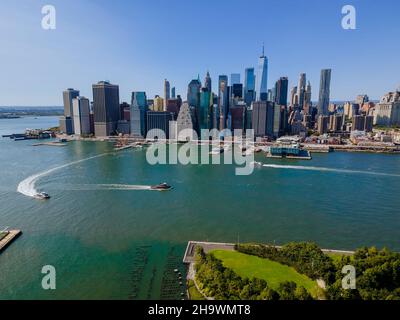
left=1, top=0, right=399, bottom=106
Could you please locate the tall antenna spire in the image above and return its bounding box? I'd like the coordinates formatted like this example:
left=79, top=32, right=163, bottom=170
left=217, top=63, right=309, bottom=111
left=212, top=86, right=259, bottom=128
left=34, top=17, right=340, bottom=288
left=262, top=42, right=265, bottom=57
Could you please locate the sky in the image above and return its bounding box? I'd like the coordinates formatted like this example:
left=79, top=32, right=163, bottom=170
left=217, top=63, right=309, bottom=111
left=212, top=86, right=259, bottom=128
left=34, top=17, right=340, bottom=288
left=0, top=0, right=399, bottom=106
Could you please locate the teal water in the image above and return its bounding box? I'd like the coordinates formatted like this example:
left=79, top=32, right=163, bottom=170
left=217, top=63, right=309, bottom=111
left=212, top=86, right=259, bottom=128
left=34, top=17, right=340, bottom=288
left=0, top=116, right=400, bottom=299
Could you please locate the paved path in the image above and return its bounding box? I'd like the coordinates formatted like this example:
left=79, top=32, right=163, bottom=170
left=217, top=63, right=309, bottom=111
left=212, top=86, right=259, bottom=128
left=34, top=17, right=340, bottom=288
left=0, top=230, right=21, bottom=252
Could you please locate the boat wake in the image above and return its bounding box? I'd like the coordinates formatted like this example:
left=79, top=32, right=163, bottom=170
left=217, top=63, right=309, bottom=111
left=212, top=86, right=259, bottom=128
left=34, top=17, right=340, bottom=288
left=74, top=184, right=152, bottom=191
left=261, top=164, right=400, bottom=178
left=17, top=153, right=109, bottom=198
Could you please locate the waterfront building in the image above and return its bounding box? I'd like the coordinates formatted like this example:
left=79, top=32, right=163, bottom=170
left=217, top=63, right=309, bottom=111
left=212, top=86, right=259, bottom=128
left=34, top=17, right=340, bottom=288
left=317, top=69, right=331, bottom=115
left=352, top=115, right=374, bottom=132
left=273, top=104, right=282, bottom=138
left=256, top=45, right=268, bottom=101
left=230, top=73, right=241, bottom=85
left=244, top=67, right=255, bottom=106
left=117, top=120, right=130, bottom=135
left=176, top=102, right=196, bottom=141
left=92, top=81, right=120, bottom=137
left=72, top=96, right=91, bottom=136
left=153, top=96, right=164, bottom=112
left=60, top=88, right=80, bottom=134
left=252, top=101, right=275, bottom=137
left=130, top=91, right=148, bottom=137
left=317, top=115, right=329, bottom=134
left=146, top=111, right=175, bottom=139
left=374, top=90, right=400, bottom=126
left=119, top=102, right=130, bottom=121
left=164, top=79, right=170, bottom=109
left=296, top=73, right=306, bottom=110
left=274, top=77, right=288, bottom=107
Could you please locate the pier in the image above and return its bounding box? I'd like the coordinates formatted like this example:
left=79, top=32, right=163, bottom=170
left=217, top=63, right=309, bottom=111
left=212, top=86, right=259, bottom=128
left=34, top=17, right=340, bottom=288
left=0, top=229, right=22, bottom=253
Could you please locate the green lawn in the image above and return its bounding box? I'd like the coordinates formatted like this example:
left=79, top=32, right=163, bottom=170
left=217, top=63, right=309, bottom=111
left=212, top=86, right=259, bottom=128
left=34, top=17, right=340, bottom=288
left=0, top=232, right=8, bottom=241
left=211, top=249, right=319, bottom=297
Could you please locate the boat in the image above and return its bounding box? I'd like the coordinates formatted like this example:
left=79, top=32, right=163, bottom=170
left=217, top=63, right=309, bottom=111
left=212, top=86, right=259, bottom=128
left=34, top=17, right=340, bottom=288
left=150, top=182, right=172, bottom=191
left=34, top=192, right=50, bottom=200
left=267, top=143, right=312, bottom=160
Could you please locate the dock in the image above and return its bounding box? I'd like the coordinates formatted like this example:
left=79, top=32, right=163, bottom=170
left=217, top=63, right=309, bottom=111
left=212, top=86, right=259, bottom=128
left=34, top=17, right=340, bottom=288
left=0, top=230, right=22, bottom=253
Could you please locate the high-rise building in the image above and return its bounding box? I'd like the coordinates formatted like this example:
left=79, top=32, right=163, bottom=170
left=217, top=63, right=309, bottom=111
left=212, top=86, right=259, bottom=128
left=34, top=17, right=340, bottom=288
left=256, top=45, right=268, bottom=101
left=252, top=101, right=274, bottom=137
left=164, top=79, right=170, bottom=109
left=92, top=81, right=120, bottom=137
left=232, top=83, right=243, bottom=99
left=317, top=69, right=331, bottom=115
left=230, top=73, right=241, bottom=85
left=290, top=86, right=298, bottom=107
left=165, top=98, right=181, bottom=117
left=296, top=73, right=306, bottom=110
left=171, top=87, right=176, bottom=99
left=200, top=88, right=212, bottom=130
left=72, top=96, right=91, bottom=136
left=229, top=105, right=246, bottom=130
left=204, top=71, right=212, bottom=93
left=244, top=67, right=255, bottom=106
left=153, top=96, right=164, bottom=112
left=274, top=77, right=288, bottom=106
left=303, top=82, right=312, bottom=114
left=317, top=115, right=330, bottom=134
left=187, top=78, right=201, bottom=109
left=130, top=91, right=148, bottom=137
left=60, top=88, right=80, bottom=134
left=176, top=102, right=196, bottom=141
left=218, top=75, right=229, bottom=129
left=329, top=114, right=344, bottom=132
left=146, top=111, right=175, bottom=139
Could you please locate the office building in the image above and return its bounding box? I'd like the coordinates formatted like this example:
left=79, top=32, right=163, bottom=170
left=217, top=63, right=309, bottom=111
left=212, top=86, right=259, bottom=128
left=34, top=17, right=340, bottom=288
left=218, top=75, right=229, bottom=129
left=274, top=77, right=288, bottom=106
left=252, top=101, right=274, bottom=137
left=317, top=115, right=330, bottom=134
left=176, top=102, right=196, bottom=141
left=153, top=96, right=164, bottom=111
left=232, top=83, right=243, bottom=99
left=244, top=67, right=255, bottom=106
left=171, top=87, right=176, bottom=99
left=92, top=81, right=120, bottom=137
left=72, top=96, right=91, bottom=136
left=296, top=73, right=306, bottom=110
left=374, top=90, right=400, bottom=126
left=146, top=111, right=175, bottom=139
left=60, top=88, right=80, bottom=134
left=230, top=73, right=240, bottom=85
left=164, top=79, right=170, bottom=109
left=130, top=91, right=148, bottom=137
left=204, top=71, right=212, bottom=93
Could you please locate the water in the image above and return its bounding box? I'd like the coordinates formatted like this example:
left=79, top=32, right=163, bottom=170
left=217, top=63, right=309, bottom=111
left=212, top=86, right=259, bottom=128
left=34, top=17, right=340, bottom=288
left=0, top=116, right=400, bottom=299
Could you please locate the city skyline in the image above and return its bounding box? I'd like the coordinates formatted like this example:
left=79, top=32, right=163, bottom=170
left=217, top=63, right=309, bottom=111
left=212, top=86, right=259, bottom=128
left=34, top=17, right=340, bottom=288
left=1, top=0, right=400, bottom=105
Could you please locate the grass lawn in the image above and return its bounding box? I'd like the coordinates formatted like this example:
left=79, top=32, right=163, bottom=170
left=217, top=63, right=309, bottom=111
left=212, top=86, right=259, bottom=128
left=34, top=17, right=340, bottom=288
left=0, top=232, right=8, bottom=241
left=326, top=252, right=353, bottom=263
left=187, top=279, right=205, bottom=300
left=211, top=249, right=319, bottom=297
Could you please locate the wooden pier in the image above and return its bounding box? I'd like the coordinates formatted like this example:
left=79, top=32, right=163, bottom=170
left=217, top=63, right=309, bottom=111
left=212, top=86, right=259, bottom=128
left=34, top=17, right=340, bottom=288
left=0, top=230, right=22, bottom=253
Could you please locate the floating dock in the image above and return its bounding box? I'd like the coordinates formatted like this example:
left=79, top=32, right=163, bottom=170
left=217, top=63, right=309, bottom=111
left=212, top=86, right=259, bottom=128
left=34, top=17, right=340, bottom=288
left=0, top=230, right=22, bottom=253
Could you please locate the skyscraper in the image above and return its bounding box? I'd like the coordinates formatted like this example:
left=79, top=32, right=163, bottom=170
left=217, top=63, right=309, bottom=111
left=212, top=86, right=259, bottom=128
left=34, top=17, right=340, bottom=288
left=204, top=71, right=212, bottom=93
left=317, top=69, right=332, bottom=115
left=171, top=87, right=176, bottom=99
left=244, top=68, right=255, bottom=106
left=130, top=91, right=148, bottom=137
left=252, top=101, right=275, bottom=137
left=218, top=75, right=229, bottom=129
left=200, top=88, right=212, bottom=130
left=92, top=81, right=120, bottom=137
left=296, top=73, right=306, bottom=110
left=60, top=88, right=80, bottom=134
left=164, top=79, right=170, bottom=110
left=256, top=45, right=268, bottom=101
left=230, top=73, right=240, bottom=85
left=72, top=96, right=91, bottom=136
left=303, top=82, right=312, bottom=114
left=274, top=77, right=288, bottom=106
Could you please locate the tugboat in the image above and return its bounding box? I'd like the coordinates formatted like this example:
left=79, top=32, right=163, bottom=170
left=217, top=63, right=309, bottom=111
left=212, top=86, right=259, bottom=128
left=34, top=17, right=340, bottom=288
left=150, top=182, right=172, bottom=191
left=34, top=192, right=51, bottom=200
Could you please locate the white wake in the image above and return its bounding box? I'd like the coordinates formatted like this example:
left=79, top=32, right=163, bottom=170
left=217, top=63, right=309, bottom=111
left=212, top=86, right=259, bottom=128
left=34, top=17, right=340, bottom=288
left=17, top=154, right=109, bottom=198
left=261, top=164, right=400, bottom=178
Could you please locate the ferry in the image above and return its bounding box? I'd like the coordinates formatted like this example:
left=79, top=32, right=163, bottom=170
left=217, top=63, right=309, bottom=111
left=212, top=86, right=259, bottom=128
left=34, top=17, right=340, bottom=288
left=34, top=192, right=51, bottom=200
left=150, top=183, right=172, bottom=191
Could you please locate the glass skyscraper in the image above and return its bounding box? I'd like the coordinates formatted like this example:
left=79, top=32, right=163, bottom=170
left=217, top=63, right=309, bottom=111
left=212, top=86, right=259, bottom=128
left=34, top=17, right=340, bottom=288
left=244, top=68, right=255, bottom=106
left=256, top=46, right=268, bottom=101
left=130, top=91, right=148, bottom=137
